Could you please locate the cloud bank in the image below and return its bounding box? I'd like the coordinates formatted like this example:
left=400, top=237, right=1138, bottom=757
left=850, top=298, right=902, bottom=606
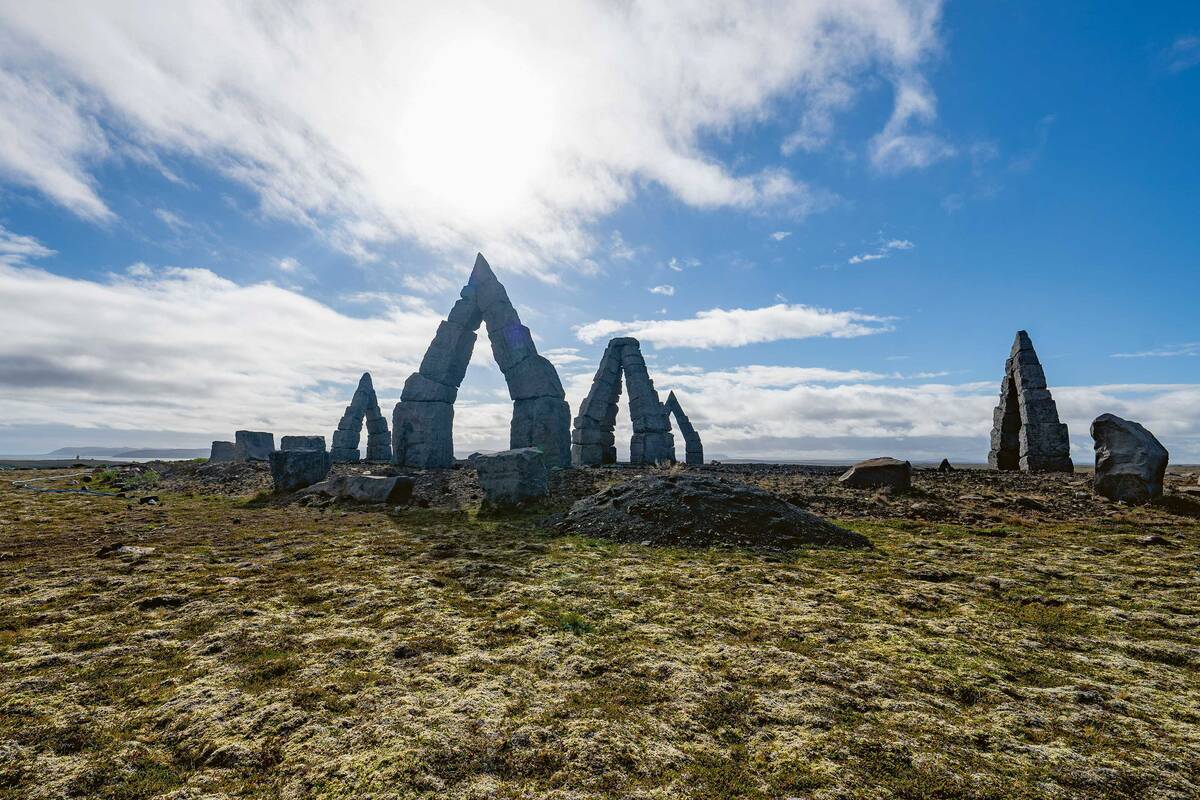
left=0, top=0, right=945, bottom=272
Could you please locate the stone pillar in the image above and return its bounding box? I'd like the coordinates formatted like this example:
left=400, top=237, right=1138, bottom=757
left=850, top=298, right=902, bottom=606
left=987, top=331, right=1073, bottom=472
left=332, top=372, right=392, bottom=463
left=665, top=391, right=704, bottom=465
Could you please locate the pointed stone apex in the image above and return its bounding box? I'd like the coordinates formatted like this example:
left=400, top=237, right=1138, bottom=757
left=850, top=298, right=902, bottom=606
left=666, top=390, right=677, bottom=403
left=469, top=252, right=496, bottom=285
left=358, top=372, right=373, bottom=388
left=1011, top=330, right=1035, bottom=355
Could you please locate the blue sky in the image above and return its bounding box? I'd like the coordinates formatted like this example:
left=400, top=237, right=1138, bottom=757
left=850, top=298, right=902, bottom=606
left=1, top=1, right=1198, bottom=461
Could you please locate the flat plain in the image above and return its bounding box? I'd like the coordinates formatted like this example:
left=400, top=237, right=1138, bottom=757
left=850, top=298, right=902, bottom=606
left=1, top=463, right=1198, bottom=799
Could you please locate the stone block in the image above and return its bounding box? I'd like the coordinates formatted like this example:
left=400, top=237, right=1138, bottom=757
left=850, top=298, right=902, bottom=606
left=209, top=441, right=244, bottom=463
left=418, top=320, right=476, bottom=388
left=505, top=354, right=565, bottom=400
left=511, top=396, right=571, bottom=468
left=401, top=372, right=458, bottom=403
left=280, top=435, right=326, bottom=452
left=269, top=449, right=331, bottom=492
left=475, top=448, right=549, bottom=507
left=487, top=319, right=537, bottom=372
left=392, top=400, right=455, bottom=468
left=1091, top=413, right=1168, bottom=504
left=235, top=430, right=275, bottom=461
left=331, top=429, right=360, bottom=449
left=838, top=457, right=912, bottom=490
left=330, top=447, right=361, bottom=463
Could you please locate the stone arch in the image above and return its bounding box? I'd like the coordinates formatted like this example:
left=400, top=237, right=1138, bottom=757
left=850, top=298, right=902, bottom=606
left=392, top=254, right=571, bottom=468
left=664, top=391, right=703, bottom=465
left=986, top=330, right=1073, bottom=472
left=331, top=372, right=392, bottom=463
left=572, top=337, right=675, bottom=465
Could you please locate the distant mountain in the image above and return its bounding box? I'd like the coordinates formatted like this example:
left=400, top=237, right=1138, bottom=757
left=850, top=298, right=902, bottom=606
left=44, top=446, right=209, bottom=459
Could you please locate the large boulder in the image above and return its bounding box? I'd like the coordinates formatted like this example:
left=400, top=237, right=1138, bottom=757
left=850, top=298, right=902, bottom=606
left=1091, top=414, right=1168, bottom=504
left=838, top=457, right=913, bottom=491
left=269, top=449, right=331, bottom=492
left=474, top=448, right=549, bottom=508
left=301, top=474, right=414, bottom=504
left=280, top=435, right=326, bottom=452
left=209, top=441, right=244, bottom=463
left=560, top=473, right=871, bottom=549
left=235, top=430, right=275, bottom=461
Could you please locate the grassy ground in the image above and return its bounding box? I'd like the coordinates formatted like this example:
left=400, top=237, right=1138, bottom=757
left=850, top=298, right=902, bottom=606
left=1, top=470, right=1198, bottom=799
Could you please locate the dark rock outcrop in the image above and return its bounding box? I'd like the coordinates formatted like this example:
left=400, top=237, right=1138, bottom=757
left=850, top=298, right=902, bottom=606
left=560, top=473, right=871, bottom=549
left=1091, top=413, right=1168, bottom=504
left=268, top=449, right=331, bottom=492
left=839, top=457, right=912, bottom=491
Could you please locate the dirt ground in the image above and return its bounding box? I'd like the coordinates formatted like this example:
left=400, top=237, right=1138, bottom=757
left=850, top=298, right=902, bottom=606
left=1, top=462, right=1198, bottom=799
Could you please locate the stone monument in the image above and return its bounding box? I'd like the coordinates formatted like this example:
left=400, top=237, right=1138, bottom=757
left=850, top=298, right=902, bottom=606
left=573, top=337, right=675, bottom=465
left=392, top=254, right=571, bottom=469
left=987, top=331, right=1073, bottom=472
left=332, top=372, right=392, bottom=463
left=664, top=390, right=703, bottom=465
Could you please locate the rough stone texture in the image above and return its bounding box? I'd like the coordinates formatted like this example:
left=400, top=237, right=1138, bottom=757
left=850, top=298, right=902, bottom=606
left=209, top=441, right=243, bottom=463
left=573, top=337, right=676, bottom=466
left=664, top=391, right=704, bottom=465
left=234, top=431, right=275, bottom=461
left=474, top=448, right=549, bottom=508
left=839, top=457, right=913, bottom=491
left=392, top=253, right=570, bottom=468
left=268, top=449, right=331, bottom=492
left=938, top=458, right=954, bottom=472
left=987, top=331, right=1073, bottom=473
left=1091, top=413, right=1169, bottom=504
left=279, top=435, right=326, bottom=452
left=393, top=400, right=455, bottom=469
left=560, top=473, right=871, bottom=549
left=332, top=372, right=392, bottom=463
left=301, top=474, right=413, bottom=504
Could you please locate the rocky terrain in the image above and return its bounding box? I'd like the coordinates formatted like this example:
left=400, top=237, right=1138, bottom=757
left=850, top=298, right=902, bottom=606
left=1, top=462, right=1198, bottom=799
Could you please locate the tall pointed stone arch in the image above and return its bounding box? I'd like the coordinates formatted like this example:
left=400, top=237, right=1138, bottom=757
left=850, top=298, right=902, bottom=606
left=392, top=254, right=571, bottom=468
left=664, top=391, right=703, bottom=465
left=987, top=330, right=1073, bottom=472
left=331, top=372, right=392, bottom=463
left=572, top=337, right=675, bottom=465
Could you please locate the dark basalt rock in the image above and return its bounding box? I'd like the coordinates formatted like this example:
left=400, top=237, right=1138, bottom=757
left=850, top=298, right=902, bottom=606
left=559, top=473, right=871, bottom=549
left=1091, top=413, right=1168, bottom=504
left=839, top=457, right=912, bottom=491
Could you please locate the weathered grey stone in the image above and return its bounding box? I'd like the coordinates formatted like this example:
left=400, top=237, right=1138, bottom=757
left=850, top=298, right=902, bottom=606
left=510, top=396, right=572, bottom=468
left=1091, top=413, right=1168, bottom=504
left=572, top=337, right=676, bottom=465
left=987, top=331, right=1073, bottom=472
left=301, top=474, right=413, bottom=504
left=665, top=391, right=703, bottom=465
left=209, top=441, right=243, bottom=463
left=332, top=372, right=391, bottom=464
left=474, top=448, right=549, bottom=507
left=401, top=372, right=458, bottom=403
left=505, top=354, right=565, bottom=400
left=393, top=400, right=454, bottom=468
left=838, top=457, right=912, bottom=490
left=938, top=458, right=954, bottom=472
left=393, top=253, right=570, bottom=469
left=268, top=449, right=331, bottom=492
left=235, top=430, right=275, bottom=461
left=280, top=435, right=326, bottom=452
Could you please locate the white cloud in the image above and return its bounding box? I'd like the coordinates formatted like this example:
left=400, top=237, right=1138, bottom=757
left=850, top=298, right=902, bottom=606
left=649, top=284, right=675, bottom=296
left=153, top=207, right=189, bottom=231
left=1167, top=35, right=1200, bottom=74
left=848, top=237, right=915, bottom=264
left=0, top=225, right=55, bottom=266
left=575, top=303, right=893, bottom=348
left=608, top=230, right=635, bottom=261
left=0, top=1, right=946, bottom=273
left=276, top=257, right=300, bottom=273
left=869, top=78, right=956, bottom=173
left=400, top=270, right=462, bottom=296
left=1112, top=343, right=1200, bottom=359
left=769, top=231, right=792, bottom=241
left=667, top=256, right=701, bottom=272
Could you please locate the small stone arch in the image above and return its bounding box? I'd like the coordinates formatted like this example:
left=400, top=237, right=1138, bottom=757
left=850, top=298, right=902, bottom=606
left=572, top=337, right=675, bottom=465
left=664, top=391, right=703, bottom=465
left=986, top=330, right=1072, bottom=472
left=331, top=372, right=392, bottom=463
left=392, top=254, right=571, bottom=468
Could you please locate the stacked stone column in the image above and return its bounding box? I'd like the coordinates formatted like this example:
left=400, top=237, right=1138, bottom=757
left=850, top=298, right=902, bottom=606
left=392, top=253, right=571, bottom=469
left=987, top=330, right=1073, bottom=472
left=664, top=391, right=704, bottom=465
left=331, top=372, right=392, bottom=463
left=572, top=337, right=675, bottom=465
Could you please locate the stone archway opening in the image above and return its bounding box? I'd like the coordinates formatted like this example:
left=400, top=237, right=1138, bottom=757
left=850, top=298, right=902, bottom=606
left=391, top=254, right=571, bottom=468
left=986, top=330, right=1073, bottom=472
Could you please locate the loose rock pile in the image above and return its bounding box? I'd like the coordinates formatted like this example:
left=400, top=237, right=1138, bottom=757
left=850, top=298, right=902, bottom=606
left=560, top=472, right=872, bottom=549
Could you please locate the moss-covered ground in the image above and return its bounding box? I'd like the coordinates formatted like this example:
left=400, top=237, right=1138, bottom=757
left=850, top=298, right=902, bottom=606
left=1, top=469, right=1197, bottom=799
